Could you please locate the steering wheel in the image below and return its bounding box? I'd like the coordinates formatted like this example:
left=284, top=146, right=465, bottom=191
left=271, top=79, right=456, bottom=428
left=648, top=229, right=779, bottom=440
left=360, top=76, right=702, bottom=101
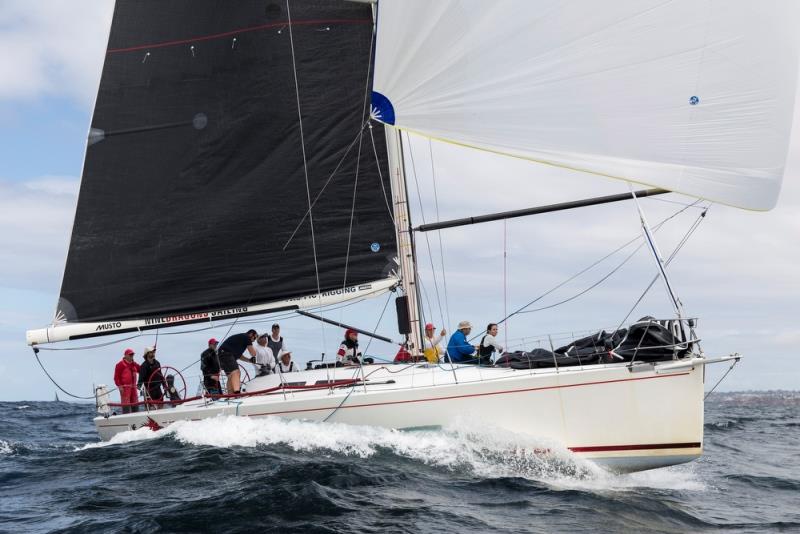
left=238, top=363, right=252, bottom=383
left=146, top=365, right=187, bottom=402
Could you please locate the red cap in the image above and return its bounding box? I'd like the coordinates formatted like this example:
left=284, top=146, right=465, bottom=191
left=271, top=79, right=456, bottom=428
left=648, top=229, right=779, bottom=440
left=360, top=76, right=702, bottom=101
left=208, top=338, right=218, bottom=345
left=345, top=328, right=358, bottom=338
left=425, top=323, right=435, bottom=330
left=124, top=348, right=134, bottom=356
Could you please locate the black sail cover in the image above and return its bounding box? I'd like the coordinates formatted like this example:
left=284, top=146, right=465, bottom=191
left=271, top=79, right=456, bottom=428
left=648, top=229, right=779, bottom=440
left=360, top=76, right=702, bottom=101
left=57, top=0, right=398, bottom=324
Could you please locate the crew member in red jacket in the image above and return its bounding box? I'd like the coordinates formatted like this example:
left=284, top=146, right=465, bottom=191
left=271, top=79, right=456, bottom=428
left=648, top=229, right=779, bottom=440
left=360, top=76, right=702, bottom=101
left=114, top=348, right=140, bottom=413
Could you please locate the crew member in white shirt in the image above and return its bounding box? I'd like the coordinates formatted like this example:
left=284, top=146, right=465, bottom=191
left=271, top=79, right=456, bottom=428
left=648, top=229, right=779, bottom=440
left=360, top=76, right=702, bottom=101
left=277, top=352, right=298, bottom=373
left=478, top=323, right=504, bottom=365
left=253, top=333, right=276, bottom=376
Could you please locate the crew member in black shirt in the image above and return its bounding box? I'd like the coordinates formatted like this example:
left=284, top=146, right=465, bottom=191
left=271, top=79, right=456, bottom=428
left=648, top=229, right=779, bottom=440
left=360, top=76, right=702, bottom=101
left=217, top=330, right=258, bottom=394
left=201, top=338, right=221, bottom=395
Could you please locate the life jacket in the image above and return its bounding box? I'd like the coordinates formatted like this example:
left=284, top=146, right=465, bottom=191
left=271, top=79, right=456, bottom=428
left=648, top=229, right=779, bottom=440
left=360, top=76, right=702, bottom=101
left=423, top=336, right=442, bottom=363
left=478, top=336, right=494, bottom=360
left=338, top=338, right=359, bottom=362
left=267, top=335, right=283, bottom=358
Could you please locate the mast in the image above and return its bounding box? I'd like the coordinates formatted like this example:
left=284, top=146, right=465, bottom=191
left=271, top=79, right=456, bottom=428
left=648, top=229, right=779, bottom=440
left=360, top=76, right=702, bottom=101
left=384, top=124, right=423, bottom=355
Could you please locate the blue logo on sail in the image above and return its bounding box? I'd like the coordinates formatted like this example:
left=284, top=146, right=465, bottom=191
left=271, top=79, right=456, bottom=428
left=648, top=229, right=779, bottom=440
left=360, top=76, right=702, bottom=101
left=370, top=242, right=381, bottom=252
left=370, top=92, right=395, bottom=125
left=689, top=95, right=700, bottom=106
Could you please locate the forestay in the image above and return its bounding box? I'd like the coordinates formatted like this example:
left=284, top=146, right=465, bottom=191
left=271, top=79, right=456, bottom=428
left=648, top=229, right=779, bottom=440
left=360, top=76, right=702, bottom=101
left=372, top=0, right=800, bottom=210
left=44, top=0, right=397, bottom=340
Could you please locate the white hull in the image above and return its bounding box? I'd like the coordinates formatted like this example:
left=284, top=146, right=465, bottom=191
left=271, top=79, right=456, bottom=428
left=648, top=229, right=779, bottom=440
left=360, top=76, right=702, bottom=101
left=96, top=358, right=707, bottom=473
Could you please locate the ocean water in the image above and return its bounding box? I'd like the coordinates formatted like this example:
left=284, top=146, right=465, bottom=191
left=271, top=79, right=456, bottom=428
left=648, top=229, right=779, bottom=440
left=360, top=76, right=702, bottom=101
left=1, top=391, right=798, bottom=533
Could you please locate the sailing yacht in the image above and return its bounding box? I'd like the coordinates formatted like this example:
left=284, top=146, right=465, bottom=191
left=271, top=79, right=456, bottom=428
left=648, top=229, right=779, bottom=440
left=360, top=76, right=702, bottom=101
left=26, top=0, right=798, bottom=473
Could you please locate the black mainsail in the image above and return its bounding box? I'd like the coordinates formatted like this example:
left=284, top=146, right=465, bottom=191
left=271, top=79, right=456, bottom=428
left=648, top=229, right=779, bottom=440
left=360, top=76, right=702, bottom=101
left=46, top=0, right=396, bottom=339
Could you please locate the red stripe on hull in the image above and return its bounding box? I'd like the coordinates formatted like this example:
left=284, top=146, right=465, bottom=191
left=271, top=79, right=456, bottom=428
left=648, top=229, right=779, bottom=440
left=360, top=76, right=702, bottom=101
left=570, top=442, right=701, bottom=453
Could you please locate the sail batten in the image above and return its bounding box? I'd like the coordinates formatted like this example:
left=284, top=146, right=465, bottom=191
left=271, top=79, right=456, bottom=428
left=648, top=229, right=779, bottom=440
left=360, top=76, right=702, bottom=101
left=53, top=0, right=397, bottom=327
left=372, top=0, right=800, bottom=211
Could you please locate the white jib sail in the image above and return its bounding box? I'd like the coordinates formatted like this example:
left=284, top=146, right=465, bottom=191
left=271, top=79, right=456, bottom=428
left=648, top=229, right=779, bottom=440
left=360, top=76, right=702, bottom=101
left=372, top=0, right=800, bottom=210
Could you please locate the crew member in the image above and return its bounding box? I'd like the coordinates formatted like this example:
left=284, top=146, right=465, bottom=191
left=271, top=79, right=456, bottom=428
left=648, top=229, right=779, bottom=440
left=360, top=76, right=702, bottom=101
left=423, top=323, right=446, bottom=363
left=277, top=352, right=298, bottom=373
left=217, top=330, right=258, bottom=394
left=478, top=323, right=504, bottom=365
left=336, top=329, right=362, bottom=366
left=253, top=333, right=276, bottom=376
left=201, top=338, right=221, bottom=395
left=113, top=348, right=140, bottom=413
left=267, top=323, right=291, bottom=363
left=446, top=321, right=478, bottom=364
left=137, top=345, right=164, bottom=409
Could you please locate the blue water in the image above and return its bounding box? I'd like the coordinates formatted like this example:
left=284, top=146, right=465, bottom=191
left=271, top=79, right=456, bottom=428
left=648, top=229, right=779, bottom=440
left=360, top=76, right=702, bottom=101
left=1, top=391, right=798, bottom=533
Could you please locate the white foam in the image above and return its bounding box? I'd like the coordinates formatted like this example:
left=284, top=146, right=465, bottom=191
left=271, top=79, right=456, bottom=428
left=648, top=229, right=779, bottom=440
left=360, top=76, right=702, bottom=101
left=78, top=426, right=163, bottom=450
left=17, top=405, right=30, bottom=410
left=0, top=440, right=12, bottom=454
left=75, top=416, right=706, bottom=492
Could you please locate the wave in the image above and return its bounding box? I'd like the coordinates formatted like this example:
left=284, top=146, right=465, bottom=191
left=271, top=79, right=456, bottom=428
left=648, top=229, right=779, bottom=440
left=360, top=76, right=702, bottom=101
left=77, top=416, right=705, bottom=493
left=723, top=474, right=800, bottom=491
left=0, top=440, right=12, bottom=455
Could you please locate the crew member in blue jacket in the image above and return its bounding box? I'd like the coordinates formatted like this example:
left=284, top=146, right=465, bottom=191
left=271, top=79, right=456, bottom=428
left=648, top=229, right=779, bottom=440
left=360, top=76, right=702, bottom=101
left=446, top=321, right=478, bottom=363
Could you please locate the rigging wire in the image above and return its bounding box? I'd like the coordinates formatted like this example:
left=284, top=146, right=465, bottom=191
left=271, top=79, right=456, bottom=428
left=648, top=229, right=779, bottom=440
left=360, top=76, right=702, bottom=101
left=428, top=139, right=451, bottom=329
left=704, top=356, right=740, bottom=400
left=612, top=205, right=709, bottom=333
left=478, top=199, right=703, bottom=340
left=518, top=239, right=647, bottom=314
left=341, top=123, right=364, bottom=293
left=503, top=219, right=508, bottom=347
left=324, top=291, right=394, bottom=423
left=405, top=133, right=446, bottom=330
left=282, top=121, right=371, bottom=250
left=361, top=291, right=394, bottom=357
left=340, top=12, right=376, bottom=298
left=32, top=349, right=96, bottom=400
left=416, top=277, right=436, bottom=332
left=367, top=123, right=396, bottom=225
left=286, top=0, right=325, bottom=354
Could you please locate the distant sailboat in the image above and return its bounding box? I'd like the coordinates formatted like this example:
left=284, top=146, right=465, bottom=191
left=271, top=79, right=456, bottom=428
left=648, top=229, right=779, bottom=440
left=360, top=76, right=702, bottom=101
left=26, top=0, right=798, bottom=472
left=54, top=391, right=60, bottom=403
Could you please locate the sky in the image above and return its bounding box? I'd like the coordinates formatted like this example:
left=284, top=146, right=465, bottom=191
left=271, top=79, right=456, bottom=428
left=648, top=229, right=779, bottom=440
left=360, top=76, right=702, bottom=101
left=1, top=1, right=798, bottom=401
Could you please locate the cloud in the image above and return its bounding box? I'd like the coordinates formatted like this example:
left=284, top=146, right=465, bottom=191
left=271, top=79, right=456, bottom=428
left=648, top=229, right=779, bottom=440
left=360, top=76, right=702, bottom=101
left=0, top=1, right=114, bottom=104
left=24, top=175, right=81, bottom=196
left=0, top=176, right=77, bottom=293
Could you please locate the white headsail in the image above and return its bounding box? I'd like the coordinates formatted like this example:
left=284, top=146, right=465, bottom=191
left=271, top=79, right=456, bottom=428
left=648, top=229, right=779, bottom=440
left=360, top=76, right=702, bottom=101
left=372, top=0, right=800, bottom=210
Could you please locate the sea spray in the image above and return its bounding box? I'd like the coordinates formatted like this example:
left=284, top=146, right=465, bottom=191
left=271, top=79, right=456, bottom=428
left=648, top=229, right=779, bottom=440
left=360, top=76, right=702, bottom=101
left=76, top=414, right=703, bottom=493
left=3, top=395, right=797, bottom=532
